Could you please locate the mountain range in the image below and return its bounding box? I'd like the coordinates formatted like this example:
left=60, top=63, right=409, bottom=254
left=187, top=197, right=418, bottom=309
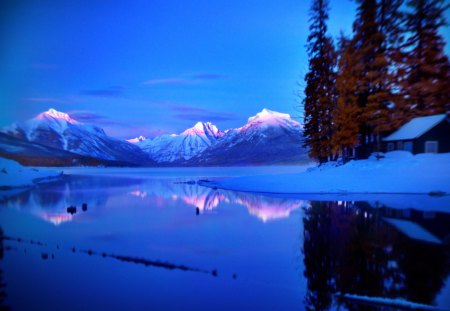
left=0, top=108, right=309, bottom=166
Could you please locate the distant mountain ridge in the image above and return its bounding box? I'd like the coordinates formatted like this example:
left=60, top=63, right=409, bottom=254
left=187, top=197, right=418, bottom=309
left=129, top=108, right=309, bottom=165
left=1, top=109, right=153, bottom=166
left=0, top=108, right=309, bottom=166
left=129, top=121, right=224, bottom=162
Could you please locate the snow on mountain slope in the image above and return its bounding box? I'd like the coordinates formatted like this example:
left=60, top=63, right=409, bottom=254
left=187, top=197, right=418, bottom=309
left=127, top=135, right=146, bottom=143
left=2, top=109, right=152, bottom=165
left=132, top=122, right=224, bottom=162
left=129, top=108, right=308, bottom=165
left=245, top=108, right=300, bottom=128
left=188, top=109, right=308, bottom=165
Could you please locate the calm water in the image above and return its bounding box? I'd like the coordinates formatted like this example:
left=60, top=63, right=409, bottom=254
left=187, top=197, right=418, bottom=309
left=0, top=167, right=449, bottom=311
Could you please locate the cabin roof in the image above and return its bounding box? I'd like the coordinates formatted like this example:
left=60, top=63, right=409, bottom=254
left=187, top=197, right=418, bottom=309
left=384, top=114, right=447, bottom=141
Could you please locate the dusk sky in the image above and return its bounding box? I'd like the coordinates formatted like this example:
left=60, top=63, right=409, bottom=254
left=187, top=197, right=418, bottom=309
left=1, top=0, right=449, bottom=139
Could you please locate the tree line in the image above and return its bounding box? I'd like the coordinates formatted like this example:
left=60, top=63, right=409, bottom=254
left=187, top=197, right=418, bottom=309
left=302, top=0, right=450, bottom=163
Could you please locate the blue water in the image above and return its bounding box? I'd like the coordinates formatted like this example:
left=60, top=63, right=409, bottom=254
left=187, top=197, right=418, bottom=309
left=0, top=168, right=449, bottom=311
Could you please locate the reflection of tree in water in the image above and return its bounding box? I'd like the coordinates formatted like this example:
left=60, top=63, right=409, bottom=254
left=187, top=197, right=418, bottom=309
left=302, top=201, right=450, bottom=311
left=303, top=202, right=334, bottom=311
left=0, top=228, right=10, bottom=311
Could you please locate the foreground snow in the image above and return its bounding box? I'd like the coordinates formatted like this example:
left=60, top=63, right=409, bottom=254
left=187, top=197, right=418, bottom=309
left=340, top=293, right=448, bottom=310
left=0, top=157, right=62, bottom=189
left=199, top=151, right=450, bottom=195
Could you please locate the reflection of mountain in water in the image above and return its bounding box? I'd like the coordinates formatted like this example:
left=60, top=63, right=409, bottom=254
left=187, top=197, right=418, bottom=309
left=302, top=201, right=450, bottom=311
left=128, top=181, right=308, bottom=222
left=3, top=176, right=145, bottom=225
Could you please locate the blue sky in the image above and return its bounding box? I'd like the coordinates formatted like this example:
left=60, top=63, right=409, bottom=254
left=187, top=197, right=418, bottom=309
left=0, top=0, right=448, bottom=139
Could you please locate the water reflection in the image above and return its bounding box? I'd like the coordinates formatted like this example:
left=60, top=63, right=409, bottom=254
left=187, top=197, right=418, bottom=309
left=3, top=176, right=307, bottom=225
left=2, top=176, right=144, bottom=225
left=1, top=175, right=450, bottom=310
left=126, top=181, right=309, bottom=222
left=302, top=201, right=450, bottom=310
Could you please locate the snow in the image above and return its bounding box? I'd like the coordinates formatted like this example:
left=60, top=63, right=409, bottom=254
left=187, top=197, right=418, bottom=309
left=127, top=109, right=306, bottom=164
left=133, top=121, right=224, bottom=162
left=0, top=157, right=62, bottom=188
left=384, top=114, right=447, bottom=141
left=36, top=108, right=80, bottom=124
left=1, top=108, right=148, bottom=163
left=242, top=108, right=301, bottom=129
left=127, top=135, right=146, bottom=143
left=341, top=293, right=447, bottom=310
left=181, top=121, right=222, bottom=137
left=199, top=151, right=450, bottom=195
left=383, top=218, right=441, bottom=244
left=247, top=108, right=299, bottom=126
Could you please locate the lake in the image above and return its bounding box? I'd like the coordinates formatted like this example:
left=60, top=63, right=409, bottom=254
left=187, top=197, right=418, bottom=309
left=1, top=167, right=449, bottom=311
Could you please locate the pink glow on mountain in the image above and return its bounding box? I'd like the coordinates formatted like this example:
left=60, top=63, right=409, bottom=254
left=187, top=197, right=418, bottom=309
left=36, top=108, right=79, bottom=124
left=127, top=136, right=147, bottom=143
left=181, top=121, right=222, bottom=138
left=247, top=108, right=298, bottom=126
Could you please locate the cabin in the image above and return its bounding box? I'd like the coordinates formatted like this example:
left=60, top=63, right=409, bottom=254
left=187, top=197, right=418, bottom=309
left=383, top=114, right=450, bottom=154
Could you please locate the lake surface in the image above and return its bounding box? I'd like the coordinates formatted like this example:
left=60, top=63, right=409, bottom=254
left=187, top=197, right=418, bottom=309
left=0, top=167, right=449, bottom=311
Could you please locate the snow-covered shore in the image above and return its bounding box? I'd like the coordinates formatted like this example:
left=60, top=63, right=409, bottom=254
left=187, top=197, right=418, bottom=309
left=0, top=157, right=62, bottom=189
left=198, top=151, right=450, bottom=195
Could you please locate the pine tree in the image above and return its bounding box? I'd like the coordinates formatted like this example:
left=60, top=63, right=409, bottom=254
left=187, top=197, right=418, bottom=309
left=377, top=0, right=406, bottom=130
left=303, top=0, right=337, bottom=163
left=332, top=35, right=360, bottom=161
left=401, top=0, right=450, bottom=118
left=348, top=0, right=397, bottom=157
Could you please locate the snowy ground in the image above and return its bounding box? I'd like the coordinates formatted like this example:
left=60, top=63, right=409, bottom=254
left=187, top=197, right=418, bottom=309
left=198, top=151, right=450, bottom=195
left=0, top=157, right=62, bottom=189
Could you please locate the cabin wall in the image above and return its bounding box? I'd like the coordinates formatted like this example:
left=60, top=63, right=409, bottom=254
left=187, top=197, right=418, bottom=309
left=415, top=120, right=450, bottom=153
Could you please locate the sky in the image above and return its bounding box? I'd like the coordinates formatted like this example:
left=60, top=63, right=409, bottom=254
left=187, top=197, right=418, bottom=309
left=0, top=0, right=448, bottom=139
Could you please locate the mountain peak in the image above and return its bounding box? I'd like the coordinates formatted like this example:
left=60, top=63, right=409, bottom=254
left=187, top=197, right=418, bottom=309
left=193, top=121, right=206, bottom=130
left=247, top=108, right=297, bottom=126
left=127, top=135, right=146, bottom=143
left=182, top=121, right=221, bottom=138
left=36, top=108, right=79, bottom=124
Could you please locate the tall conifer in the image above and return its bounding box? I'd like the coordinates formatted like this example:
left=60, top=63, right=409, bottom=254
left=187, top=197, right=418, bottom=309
left=332, top=36, right=360, bottom=161
left=402, top=0, right=450, bottom=118
left=303, top=0, right=337, bottom=163
left=348, top=0, right=396, bottom=157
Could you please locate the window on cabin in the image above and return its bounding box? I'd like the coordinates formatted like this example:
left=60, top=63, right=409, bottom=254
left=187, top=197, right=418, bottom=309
left=387, top=143, right=394, bottom=151
left=425, top=141, right=438, bottom=153
left=397, top=141, right=403, bottom=150
left=404, top=141, right=413, bottom=153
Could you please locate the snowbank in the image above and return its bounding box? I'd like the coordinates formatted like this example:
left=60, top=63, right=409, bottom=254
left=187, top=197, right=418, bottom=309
left=0, top=157, right=62, bottom=189
left=340, top=293, right=448, bottom=310
left=199, top=152, right=450, bottom=195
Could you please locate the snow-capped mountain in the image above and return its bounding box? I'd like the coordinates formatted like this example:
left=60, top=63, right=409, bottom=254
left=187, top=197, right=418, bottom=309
left=188, top=109, right=308, bottom=165
left=2, top=108, right=152, bottom=165
left=129, top=108, right=308, bottom=165
left=127, top=135, right=146, bottom=143
left=132, top=121, right=224, bottom=162
left=1, top=108, right=308, bottom=166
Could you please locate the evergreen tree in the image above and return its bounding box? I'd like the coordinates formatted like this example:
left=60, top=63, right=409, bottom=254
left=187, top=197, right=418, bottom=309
left=377, top=0, right=406, bottom=130
left=303, top=0, right=337, bottom=163
left=349, top=0, right=397, bottom=157
left=401, top=0, right=450, bottom=118
left=332, top=35, right=360, bottom=161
